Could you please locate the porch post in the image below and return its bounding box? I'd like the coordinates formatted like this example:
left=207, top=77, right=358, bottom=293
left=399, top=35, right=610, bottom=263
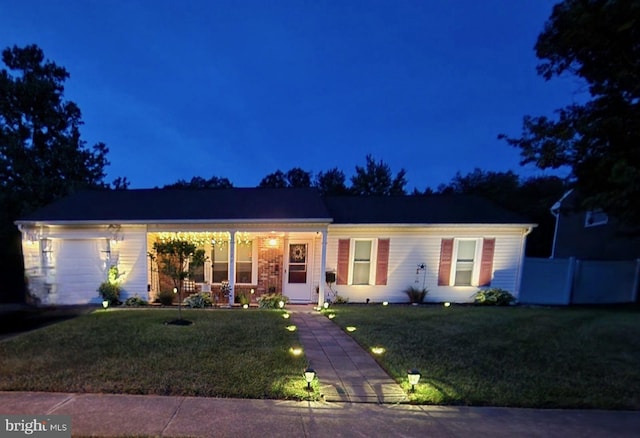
left=228, top=230, right=236, bottom=307
left=318, top=229, right=328, bottom=307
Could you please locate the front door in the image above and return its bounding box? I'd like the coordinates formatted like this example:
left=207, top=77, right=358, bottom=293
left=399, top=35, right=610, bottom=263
left=283, top=240, right=313, bottom=303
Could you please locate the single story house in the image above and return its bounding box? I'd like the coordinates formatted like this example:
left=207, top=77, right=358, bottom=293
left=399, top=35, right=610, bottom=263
left=16, top=188, right=535, bottom=306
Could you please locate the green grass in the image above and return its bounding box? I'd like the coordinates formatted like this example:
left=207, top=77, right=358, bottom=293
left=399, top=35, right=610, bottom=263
left=0, top=309, right=316, bottom=400
left=327, top=304, right=640, bottom=409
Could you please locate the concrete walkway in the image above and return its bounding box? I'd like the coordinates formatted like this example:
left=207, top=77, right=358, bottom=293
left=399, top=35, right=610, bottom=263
left=2, top=391, right=640, bottom=437
left=290, top=305, right=407, bottom=403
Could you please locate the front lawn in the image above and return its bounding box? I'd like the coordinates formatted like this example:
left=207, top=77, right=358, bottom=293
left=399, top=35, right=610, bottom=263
left=0, top=309, right=313, bottom=400
left=327, top=305, right=640, bottom=410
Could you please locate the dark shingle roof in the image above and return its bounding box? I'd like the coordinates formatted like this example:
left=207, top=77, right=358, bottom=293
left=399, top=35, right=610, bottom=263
left=19, top=188, right=332, bottom=222
left=18, top=189, right=534, bottom=225
left=324, top=195, right=533, bottom=224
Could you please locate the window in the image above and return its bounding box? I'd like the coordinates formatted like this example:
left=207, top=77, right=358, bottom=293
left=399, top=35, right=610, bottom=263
left=236, top=241, right=253, bottom=284
left=352, top=240, right=372, bottom=285
left=454, top=240, right=477, bottom=286
left=585, top=210, right=608, bottom=227
left=41, top=239, right=54, bottom=269
left=211, top=243, right=229, bottom=283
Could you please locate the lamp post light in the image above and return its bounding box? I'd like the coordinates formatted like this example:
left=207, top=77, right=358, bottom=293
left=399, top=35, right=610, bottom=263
left=407, top=369, right=421, bottom=392
left=304, top=368, right=316, bottom=390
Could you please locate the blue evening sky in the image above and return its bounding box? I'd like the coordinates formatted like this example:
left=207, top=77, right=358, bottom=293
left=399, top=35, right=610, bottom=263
left=0, top=0, right=583, bottom=190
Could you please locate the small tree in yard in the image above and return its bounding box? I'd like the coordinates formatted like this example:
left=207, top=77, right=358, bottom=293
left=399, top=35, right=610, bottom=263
left=152, top=240, right=206, bottom=325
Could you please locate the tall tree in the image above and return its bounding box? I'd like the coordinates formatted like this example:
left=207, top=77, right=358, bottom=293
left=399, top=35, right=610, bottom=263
left=499, top=0, right=640, bottom=226
left=314, top=167, right=349, bottom=195
left=0, top=44, right=114, bottom=302
left=163, top=176, right=233, bottom=189
left=258, top=168, right=312, bottom=188
left=350, top=154, right=407, bottom=196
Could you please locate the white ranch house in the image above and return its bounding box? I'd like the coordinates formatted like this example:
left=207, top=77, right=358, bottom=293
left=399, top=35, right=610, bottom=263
left=16, top=188, right=535, bottom=306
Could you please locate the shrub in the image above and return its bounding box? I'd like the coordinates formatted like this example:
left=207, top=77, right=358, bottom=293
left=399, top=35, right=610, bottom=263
left=257, top=294, right=290, bottom=309
left=184, top=292, right=213, bottom=308
left=98, top=281, right=122, bottom=305
left=404, top=285, right=427, bottom=304
left=124, top=296, right=148, bottom=307
left=156, top=289, right=175, bottom=306
left=332, top=295, right=349, bottom=304
left=473, top=288, right=516, bottom=306
left=235, top=293, right=250, bottom=305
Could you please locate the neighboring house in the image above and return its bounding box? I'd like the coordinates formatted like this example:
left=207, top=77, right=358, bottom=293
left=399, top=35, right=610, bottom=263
left=15, top=188, right=535, bottom=306
left=550, top=190, right=640, bottom=260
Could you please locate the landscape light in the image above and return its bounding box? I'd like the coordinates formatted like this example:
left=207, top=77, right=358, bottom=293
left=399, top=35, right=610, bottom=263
left=444, top=302, right=451, bottom=307
left=371, top=347, right=385, bottom=355
left=290, top=347, right=303, bottom=356
left=304, top=368, right=316, bottom=390
left=278, top=300, right=285, bottom=309
left=346, top=326, right=356, bottom=332
left=173, top=287, right=178, bottom=294
left=382, top=301, right=389, bottom=306
left=282, top=313, right=290, bottom=319
left=327, top=313, right=335, bottom=319
left=408, top=369, right=421, bottom=392
left=243, top=304, right=249, bottom=309
left=102, top=300, right=109, bottom=309
left=323, top=302, right=329, bottom=309
left=286, top=325, right=297, bottom=332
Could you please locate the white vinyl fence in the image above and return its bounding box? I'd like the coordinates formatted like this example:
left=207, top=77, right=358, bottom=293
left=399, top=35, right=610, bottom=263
left=519, top=257, right=640, bottom=305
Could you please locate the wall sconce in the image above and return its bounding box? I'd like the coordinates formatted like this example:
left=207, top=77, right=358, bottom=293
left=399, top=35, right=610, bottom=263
left=102, top=300, right=109, bottom=309
left=268, top=238, right=278, bottom=247
left=173, top=287, right=178, bottom=294
left=408, top=369, right=421, bottom=392
left=304, top=368, right=316, bottom=390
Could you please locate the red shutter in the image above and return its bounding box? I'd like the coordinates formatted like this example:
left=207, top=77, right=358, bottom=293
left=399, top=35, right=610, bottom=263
left=336, top=239, right=350, bottom=285
left=375, top=239, right=390, bottom=285
left=478, top=238, right=495, bottom=287
left=438, top=238, right=454, bottom=286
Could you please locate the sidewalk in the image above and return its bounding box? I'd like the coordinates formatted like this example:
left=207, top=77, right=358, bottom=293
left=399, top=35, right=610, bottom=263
left=290, top=305, right=406, bottom=403
left=1, top=391, right=639, bottom=437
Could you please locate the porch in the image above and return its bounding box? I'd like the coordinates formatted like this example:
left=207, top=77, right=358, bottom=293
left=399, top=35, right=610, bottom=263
left=146, top=228, right=329, bottom=305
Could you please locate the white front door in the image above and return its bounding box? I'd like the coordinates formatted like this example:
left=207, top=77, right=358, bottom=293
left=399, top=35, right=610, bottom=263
left=283, top=240, right=313, bottom=303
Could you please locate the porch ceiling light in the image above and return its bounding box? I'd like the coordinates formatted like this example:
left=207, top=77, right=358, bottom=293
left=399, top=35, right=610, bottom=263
left=304, top=368, right=316, bottom=390
left=408, top=369, right=421, bottom=392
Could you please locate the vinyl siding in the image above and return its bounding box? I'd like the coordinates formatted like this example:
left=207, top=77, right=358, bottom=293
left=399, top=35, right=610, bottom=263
left=326, top=226, right=527, bottom=303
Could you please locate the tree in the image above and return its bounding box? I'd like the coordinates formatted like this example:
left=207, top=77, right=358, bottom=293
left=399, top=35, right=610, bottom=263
left=350, top=154, right=407, bottom=196
left=500, top=0, right=640, bottom=226
left=258, top=168, right=312, bottom=188
left=163, top=175, right=233, bottom=189
left=152, top=240, right=206, bottom=324
left=0, top=44, right=115, bottom=302
left=314, top=168, right=349, bottom=195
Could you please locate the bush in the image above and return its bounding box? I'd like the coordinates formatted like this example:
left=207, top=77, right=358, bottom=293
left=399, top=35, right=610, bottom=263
left=332, top=295, right=349, bottom=304
left=184, top=292, right=213, bottom=308
left=156, top=289, right=175, bottom=306
left=257, top=294, right=290, bottom=309
left=473, top=288, right=516, bottom=306
left=404, top=286, right=427, bottom=304
left=235, top=293, right=250, bottom=305
left=124, top=296, right=148, bottom=307
left=98, top=281, right=122, bottom=305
